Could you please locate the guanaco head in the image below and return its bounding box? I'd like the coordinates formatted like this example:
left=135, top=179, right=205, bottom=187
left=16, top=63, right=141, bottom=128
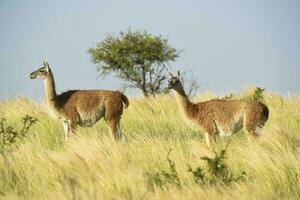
left=167, top=70, right=184, bottom=92
left=30, top=61, right=51, bottom=79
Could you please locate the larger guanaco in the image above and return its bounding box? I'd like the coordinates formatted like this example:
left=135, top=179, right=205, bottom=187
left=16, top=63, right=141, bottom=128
left=167, top=71, right=269, bottom=147
left=30, top=61, right=129, bottom=141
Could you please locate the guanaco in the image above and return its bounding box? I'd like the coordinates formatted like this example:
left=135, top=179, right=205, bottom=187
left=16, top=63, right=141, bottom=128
left=30, top=61, right=129, bottom=141
left=168, top=71, right=269, bottom=147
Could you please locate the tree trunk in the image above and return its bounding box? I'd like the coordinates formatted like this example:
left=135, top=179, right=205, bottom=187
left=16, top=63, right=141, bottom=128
left=141, top=65, right=148, bottom=97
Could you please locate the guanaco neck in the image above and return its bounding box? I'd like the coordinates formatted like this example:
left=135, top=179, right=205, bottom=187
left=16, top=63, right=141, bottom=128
left=173, top=86, right=197, bottom=118
left=43, top=71, right=57, bottom=106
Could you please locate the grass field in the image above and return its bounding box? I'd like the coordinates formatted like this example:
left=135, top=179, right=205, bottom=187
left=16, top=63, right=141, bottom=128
left=0, top=88, right=299, bottom=200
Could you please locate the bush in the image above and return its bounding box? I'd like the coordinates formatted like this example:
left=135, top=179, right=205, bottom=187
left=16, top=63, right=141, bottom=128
left=146, top=149, right=181, bottom=190
left=251, top=87, right=265, bottom=101
left=188, top=143, right=246, bottom=186
left=0, top=115, right=37, bottom=152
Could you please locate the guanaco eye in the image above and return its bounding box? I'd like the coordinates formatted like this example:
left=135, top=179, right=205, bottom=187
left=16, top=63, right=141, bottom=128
left=40, top=69, right=45, bottom=72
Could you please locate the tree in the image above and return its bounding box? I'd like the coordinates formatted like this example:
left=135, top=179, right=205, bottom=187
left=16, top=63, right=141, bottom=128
left=88, top=30, right=180, bottom=97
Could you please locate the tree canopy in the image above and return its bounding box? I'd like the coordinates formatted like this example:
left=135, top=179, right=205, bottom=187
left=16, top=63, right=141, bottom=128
left=88, top=30, right=180, bottom=96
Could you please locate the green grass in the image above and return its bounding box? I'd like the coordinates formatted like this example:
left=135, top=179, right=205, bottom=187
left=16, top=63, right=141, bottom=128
left=0, top=88, right=299, bottom=200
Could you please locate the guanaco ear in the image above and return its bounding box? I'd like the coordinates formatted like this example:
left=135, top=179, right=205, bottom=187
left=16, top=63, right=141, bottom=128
left=43, top=60, right=50, bottom=71
left=177, top=70, right=181, bottom=78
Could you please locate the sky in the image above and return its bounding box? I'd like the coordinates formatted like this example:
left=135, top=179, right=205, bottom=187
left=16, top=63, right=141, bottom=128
left=0, top=0, right=299, bottom=100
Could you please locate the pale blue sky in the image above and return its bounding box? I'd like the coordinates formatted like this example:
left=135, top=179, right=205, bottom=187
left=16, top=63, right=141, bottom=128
left=0, top=0, right=299, bottom=100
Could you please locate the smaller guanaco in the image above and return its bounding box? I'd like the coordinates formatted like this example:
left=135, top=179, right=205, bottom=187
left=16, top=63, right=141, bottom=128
left=168, top=70, right=269, bottom=147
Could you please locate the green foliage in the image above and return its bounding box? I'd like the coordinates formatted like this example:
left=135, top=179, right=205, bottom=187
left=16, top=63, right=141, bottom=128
left=244, top=86, right=266, bottom=102
left=88, top=29, right=180, bottom=96
left=0, top=115, right=37, bottom=152
left=251, top=87, right=265, bottom=101
left=188, top=165, right=206, bottom=184
left=188, top=143, right=246, bottom=186
left=146, top=149, right=181, bottom=190
left=147, top=145, right=246, bottom=191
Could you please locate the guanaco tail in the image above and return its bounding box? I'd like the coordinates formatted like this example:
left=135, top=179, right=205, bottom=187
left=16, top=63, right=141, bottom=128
left=168, top=70, right=269, bottom=147
left=30, top=61, right=129, bottom=141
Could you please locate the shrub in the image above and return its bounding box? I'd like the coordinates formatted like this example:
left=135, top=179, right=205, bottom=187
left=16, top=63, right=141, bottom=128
left=188, top=143, right=246, bottom=186
left=146, top=149, right=181, bottom=190
left=250, top=87, right=265, bottom=101
left=0, top=115, right=37, bottom=152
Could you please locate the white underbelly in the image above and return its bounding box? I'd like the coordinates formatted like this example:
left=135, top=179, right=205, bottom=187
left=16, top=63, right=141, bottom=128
left=77, top=106, right=105, bottom=127
left=216, top=114, right=244, bottom=137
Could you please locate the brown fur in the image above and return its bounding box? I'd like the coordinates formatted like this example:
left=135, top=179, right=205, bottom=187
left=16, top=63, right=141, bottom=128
left=30, top=61, right=129, bottom=141
left=168, top=71, right=269, bottom=147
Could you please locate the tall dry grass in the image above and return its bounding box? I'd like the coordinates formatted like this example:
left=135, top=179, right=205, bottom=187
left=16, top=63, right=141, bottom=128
left=0, top=88, right=299, bottom=200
